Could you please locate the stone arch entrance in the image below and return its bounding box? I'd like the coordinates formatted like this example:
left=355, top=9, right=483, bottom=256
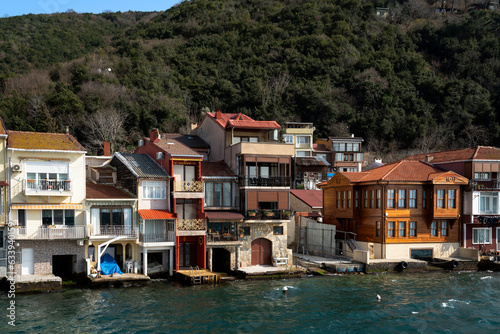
left=212, top=248, right=231, bottom=272
left=251, top=238, right=272, bottom=265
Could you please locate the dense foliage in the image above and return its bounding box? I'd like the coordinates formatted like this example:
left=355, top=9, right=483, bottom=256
left=0, top=0, right=499, bottom=157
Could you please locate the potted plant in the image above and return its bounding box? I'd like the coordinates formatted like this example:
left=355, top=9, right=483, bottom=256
left=247, top=210, right=257, bottom=217
left=264, top=210, right=274, bottom=218
left=283, top=210, right=290, bottom=219
left=239, top=228, right=245, bottom=238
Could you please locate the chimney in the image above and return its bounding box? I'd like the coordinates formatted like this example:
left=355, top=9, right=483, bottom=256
left=426, top=155, right=434, bottom=163
left=215, top=109, right=222, bottom=119
left=103, top=141, right=111, bottom=156
left=66, top=126, right=69, bottom=135
left=150, top=129, right=161, bottom=143
left=375, top=159, right=382, bottom=164
left=351, top=134, right=354, bottom=137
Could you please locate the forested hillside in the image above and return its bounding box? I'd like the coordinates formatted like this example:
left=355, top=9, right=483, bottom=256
left=0, top=0, right=499, bottom=157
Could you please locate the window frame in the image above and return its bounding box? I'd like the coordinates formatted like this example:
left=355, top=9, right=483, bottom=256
left=409, top=189, right=417, bottom=208
left=472, top=227, right=492, bottom=244
left=431, top=221, right=438, bottom=236
left=436, top=189, right=445, bottom=209
left=387, top=221, right=395, bottom=237
left=398, top=189, right=406, bottom=208
left=398, top=221, right=406, bottom=237
left=387, top=189, right=395, bottom=208
left=143, top=181, right=166, bottom=199
left=409, top=221, right=417, bottom=237
left=448, top=190, right=456, bottom=209
left=441, top=221, right=448, bottom=236
left=273, top=226, right=284, bottom=235
left=41, top=209, right=75, bottom=226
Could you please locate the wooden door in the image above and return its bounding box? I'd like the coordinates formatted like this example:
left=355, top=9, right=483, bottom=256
left=251, top=238, right=272, bottom=265
left=179, top=243, right=197, bottom=268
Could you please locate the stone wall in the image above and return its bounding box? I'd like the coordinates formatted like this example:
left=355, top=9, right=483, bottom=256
left=14, top=240, right=85, bottom=276
left=238, top=221, right=289, bottom=267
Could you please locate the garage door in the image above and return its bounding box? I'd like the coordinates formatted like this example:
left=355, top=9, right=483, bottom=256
left=251, top=238, right=272, bottom=265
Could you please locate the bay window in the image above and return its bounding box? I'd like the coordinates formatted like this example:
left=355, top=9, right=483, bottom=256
left=205, top=182, right=232, bottom=207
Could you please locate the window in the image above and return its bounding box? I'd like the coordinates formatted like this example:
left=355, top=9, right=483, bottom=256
left=448, top=190, right=456, bottom=209
left=355, top=153, right=363, bottom=161
left=409, top=190, right=417, bottom=208
left=479, top=192, right=499, bottom=214
left=364, top=190, right=368, bottom=208
left=387, top=189, right=395, bottom=208
left=388, top=221, right=395, bottom=237
left=409, top=221, right=417, bottom=237
left=342, top=191, right=346, bottom=208
left=177, top=199, right=197, bottom=220
left=25, top=161, right=70, bottom=191
left=436, top=190, right=445, bottom=208
left=398, top=189, right=406, bottom=208
left=441, top=221, right=448, bottom=236
left=398, top=221, right=406, bottom=237
left=242, top=226, right=250, bottom=236
left=296, top=136, right=310, bottom=148
left=41, top=209, right=75, bottom=226
left=370, top=190, right=375, bottom=208
left=355, top=191, right=359, bottom=208
left=273, top=226, right=283, bottom=235
left=431, top=221, right=438, bottom=236
left=233, top=136, right=259, bottom=143
left=283, top=135, right=293, bottom=144
left=474, top=172, right=490, bottom=180
left=343, top=154, right=354, bottom=161
left=143, top=181, right=166, bottom=199
left=376, top=189, right=381, bottom=208
left=347, top=191, right=352, bottom=208
left=18, top=209, right=26, bottom=227
left=376, top=221, right=381, bottom=237
left=335, top=153, right=343, bottom=161
left=423, top=190, right=427, bottom=209
left=91, top=207, right=131, bottom=229
left=336, top=191, right=341, bottom=208
left=472, top=228, right=492, bottom=244
left=205, top=182, right=232, bottom=207
left=173, top=164, right=196, bottom=183
left=296, top=151, right=310, bottom=157
left=333, top=143, right=346, bottom=151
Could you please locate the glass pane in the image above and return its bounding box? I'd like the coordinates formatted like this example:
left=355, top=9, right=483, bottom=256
left=65, top=210, right=75, bottom=225
left=205, top=183, right=213, bottom=206
left=112, top=209, right=122, bottom=225
left=214, top=183, right=222, bottom=207
left=42, top=210, right=52, bottom=225
left=223, top=182, right=231, bottom=207
left=54, top=210, right=64, bottom=224
left=101, top=209, right=111, bottom=226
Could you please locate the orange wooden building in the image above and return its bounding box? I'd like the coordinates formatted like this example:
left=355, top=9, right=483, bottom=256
left=319, top=160, right=468, bottom=259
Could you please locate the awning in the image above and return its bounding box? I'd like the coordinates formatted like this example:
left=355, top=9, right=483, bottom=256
left=205, top=211, right=245, bottom=221
left=11, top=203, right=84, bottom=210
left=138, top=209, right=176, bottom=220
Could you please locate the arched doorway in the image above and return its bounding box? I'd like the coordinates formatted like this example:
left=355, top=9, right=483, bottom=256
left=251, top=238, right=272, bottom=265
left=212, top=248, right=231, bottom=272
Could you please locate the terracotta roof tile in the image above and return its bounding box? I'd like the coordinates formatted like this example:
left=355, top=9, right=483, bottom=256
left=138, top=209, right=176, bottom=220
left=152, top=134, right=203, bottom=157
left=294, top=157, right=329, bottom=167
left=201, top=161, right=236, bottom=177
left=290, top=189, right=323, bottom=208
left=0, top=117, right=7, bottom=135
left=207, top=112, right=280, bottom=130
left=7, top=130, right=86, bottom=151
left=404, top=146, right=500, bottom=163
left=163, top=133, right=210, bottom=149
left=86, top=182, right=135, bottom=199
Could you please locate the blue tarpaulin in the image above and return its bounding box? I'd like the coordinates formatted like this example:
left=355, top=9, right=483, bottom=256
left=100, top=253, right=123, bottom=275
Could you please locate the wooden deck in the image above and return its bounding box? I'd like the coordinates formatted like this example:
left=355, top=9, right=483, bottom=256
left=87, top=273, right=150, bottom=288
left=177, top=269, right=221, bottom=285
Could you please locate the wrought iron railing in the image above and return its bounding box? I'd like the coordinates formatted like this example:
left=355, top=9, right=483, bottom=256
left=25, top=179, right=72, bottom=192
left=174, top=180, right=203, bottom=192
left=177, top=218, right=206, bottom=231
left=91, top=225, right=138, bottom=237
left=240, top=176, right=291, bottom=187
left=245, top=209, right=291, bottom=220
left=470, top=179, right=500, bottom=190
left=12, top=226, right=86, bottom=239
left=139, top=232, right=175, bottom=243
left=208, top=232, right=240, bottom=242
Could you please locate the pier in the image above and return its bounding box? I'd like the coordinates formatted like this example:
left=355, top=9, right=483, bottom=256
left=177, top=268, right=220, bottom=285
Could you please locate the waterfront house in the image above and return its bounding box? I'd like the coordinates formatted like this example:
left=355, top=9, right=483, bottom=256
left=283, top=122, right=314, bottom=157
left=203, top=160, right=244, bottom=272
left=314, top=135, right=364, bottom=173
left=135, top=130, right=207, bottom=271
left=194, top=111, right=293, bottom=267
left=9, top=130, right=87, bottom=277
left=319, top=160, right=468, bottom=260
left=109, top=153, right=175, bottom=276
left=85, top=164, right=139, bottom=276
left=404, top=147, right=500, bottom=255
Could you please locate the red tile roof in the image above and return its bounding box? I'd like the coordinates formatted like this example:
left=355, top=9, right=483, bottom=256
left=201, top=161, right=235, bottom=177
left=206, top=112, right=280, bottom=130
left=138, top=209, right=176, bottom=220
left=404, top=146, right=500, bottom=163
left=86, top=182, right=135, bottom=199
left=205, top=211, right=245, bottom=220
left=151, top=134, right=202, bottom=157
left=0, top=117, right=7, bottom=135
left=290, top=190, right=323, bottom=208
left=8, top=130, right=86, bottom=151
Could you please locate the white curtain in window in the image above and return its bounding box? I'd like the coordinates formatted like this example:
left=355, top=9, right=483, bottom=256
left=124, top=208, right=131, bottom=233
left=185, top=165, right=196, bottom=182
left=205, top=183, right=214, bottom=206
left=91, top=208, right=100, bottom=231
left=223, top=183, right=231, bottom=207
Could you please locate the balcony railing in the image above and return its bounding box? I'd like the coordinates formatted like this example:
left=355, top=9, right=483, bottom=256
left=208, top=232, right=240, bottom=242
left=25, top=179, right=72, bottom=195
left=140, top=232, right=175, bottom=243
left=245, top=209, right=291, bottom=220
left=240, top=176, right=291, bottom=187
left=177, top=218, right=206, bottom=231
left=470, top=179, right=500, bottom=191
left=90, top=225, right=138, bottom=237
left=174, top=180, right=203, bottom=192
left=13, top=226, right=86, bottom=240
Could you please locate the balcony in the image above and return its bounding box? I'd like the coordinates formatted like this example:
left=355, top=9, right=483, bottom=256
left=208, top=231, right=240, bottom=242
left=470, top=179, right=500, bottom=191
left=25, top=179, right=72, bottom=196
left=240, top=176, right=291, bottom=187
left=177, top=218, right=206, bottom=231
left=174, top=180, right=203, bottom=192
left=230, top=141, right=295, bottom=156
left=13, top=226, right=86, bottom=240
left=139, top=232, right=175, bottom=243
left=90, top=225, right=138, bottom=237
left=245, top=209, right=291, bottom=220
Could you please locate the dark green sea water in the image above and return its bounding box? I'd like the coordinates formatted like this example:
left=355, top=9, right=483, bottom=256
left=2, top=272, right=500, bottom=333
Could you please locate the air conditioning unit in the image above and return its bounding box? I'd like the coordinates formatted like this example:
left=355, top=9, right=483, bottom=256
left=156, top=152, right=164, bottom=160
left=12, top=163, right=22, bottom=172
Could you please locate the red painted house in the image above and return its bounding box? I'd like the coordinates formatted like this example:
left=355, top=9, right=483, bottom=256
left=135, top=129, right=207, bottom=271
